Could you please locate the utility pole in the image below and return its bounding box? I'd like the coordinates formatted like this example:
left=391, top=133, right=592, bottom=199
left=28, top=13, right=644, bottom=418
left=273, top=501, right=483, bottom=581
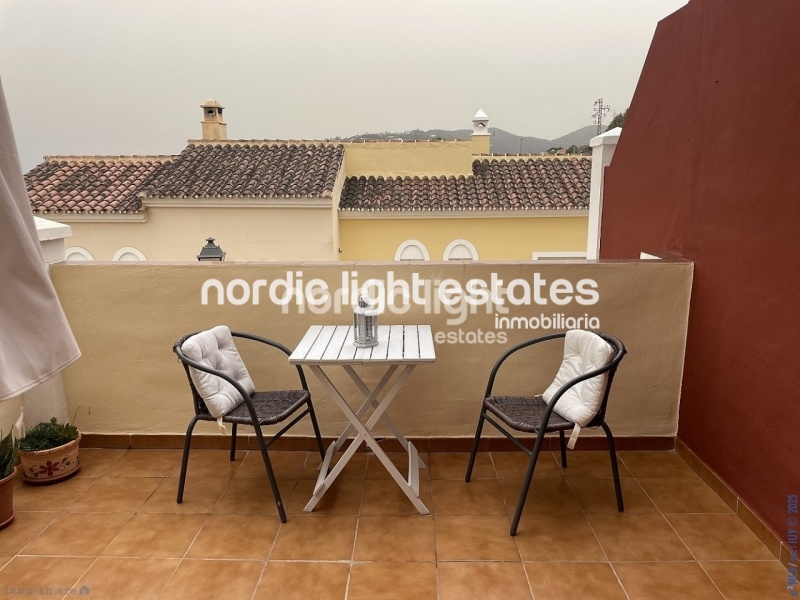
left=592, top=98, right=611, bottom=135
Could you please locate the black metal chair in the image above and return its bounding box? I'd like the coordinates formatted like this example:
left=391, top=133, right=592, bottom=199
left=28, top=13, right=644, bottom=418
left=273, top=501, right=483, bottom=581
left=465, top=331, right=627, bottom=536
left=173, top=329, right=325, bottom=523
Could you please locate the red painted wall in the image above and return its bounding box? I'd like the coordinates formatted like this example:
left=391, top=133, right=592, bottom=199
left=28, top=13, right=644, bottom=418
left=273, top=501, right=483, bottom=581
left=600, top=0, right=800, bottom=542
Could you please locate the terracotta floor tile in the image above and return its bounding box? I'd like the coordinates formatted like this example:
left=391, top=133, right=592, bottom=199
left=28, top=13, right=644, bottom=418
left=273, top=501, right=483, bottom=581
left=429, top=452, right=493, bottom=479
left=101, top=513, right=207, bottom=558
left=435, top=514, right=520, bottom=561
left=431, top=479, right=506, bottom=515
left=588, top=514, right=693, bottom=562
left=288, top=478, right=364, bottom=516
left=300, top=451, right=368, bottom=480
left=159, top=559, right=264, bottom=600
left=514, top=514, right=607, bottom=561
left=614, top=562, right=724, bottom=599
left=438, top=561, right=533, bottom=600
left=499, top=478, right=583, bottom=515
left=270, top=515, right=357, bottom=560
left=0, top=511, right=59, bottom=555
left=73, top=448, right=126, bottom=478
left=170, top=449, right=244, bottom=479
left=234, top=450, right=308, bottom=480
left=618, top=451, right=697, bottom=478
left=348, top=562, right=437, bottom=600
left=186, top=514, right=279, bottom=560
left=74, top=557, right=180, bottom=599
left=67, top=477, right=160, bottom=513
left=559, top=450, right=632, bottom=478
left=491, top=451, right=563, bottom=480
left=22, top=512, right=133, bottom=556
left=139, top=476, right=230, bottom=514
left=638, top=477, right=734, bottom=514
left=526, top=562, right=627, bottom=599
left=701, top=560, right=790, bottom=600
left=0, top=556, right=94, bottom=594
left=12, top=477, right=95, bottom=512
left=360, top=479, right=433, bottom=516
left=569, top=476, right=657, bottom=514
left=666, top=514, right=775, bottom=560
left=366, top=451, right=431, bottom=481
left=0, top=449, right=789, bottom=600
left=354, top=515, right=435, bottom=561
left=212, top=476, right=293, bottom=515
left=108, top=449, right=183, bottom=477
left=253, top=561, right=349, bottom=600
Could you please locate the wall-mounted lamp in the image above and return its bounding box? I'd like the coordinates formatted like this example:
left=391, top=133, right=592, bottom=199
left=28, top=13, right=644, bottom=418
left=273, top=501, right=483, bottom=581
left=197, top=237, right=226, bottom=261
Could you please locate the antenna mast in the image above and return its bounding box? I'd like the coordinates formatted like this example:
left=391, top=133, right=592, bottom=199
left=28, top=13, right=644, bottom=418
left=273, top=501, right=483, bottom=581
left=592, top=98, right=611, bottom=135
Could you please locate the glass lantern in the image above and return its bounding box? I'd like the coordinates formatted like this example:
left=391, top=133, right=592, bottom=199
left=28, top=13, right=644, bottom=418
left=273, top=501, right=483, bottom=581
left=353, top=296, right=379, bottom=347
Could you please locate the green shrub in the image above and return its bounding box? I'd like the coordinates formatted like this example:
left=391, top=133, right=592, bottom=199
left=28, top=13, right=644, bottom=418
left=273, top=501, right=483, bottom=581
left=0, top=430, right=19, bottom=478
left=19, top=418, right=79, bottom=452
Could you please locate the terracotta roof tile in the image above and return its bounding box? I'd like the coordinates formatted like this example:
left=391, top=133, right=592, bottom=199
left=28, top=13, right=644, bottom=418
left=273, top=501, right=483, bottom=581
left=339, top=157, right=591, bottom=212
left=25, top=157, right=169, bottom=214
left=142, top=141, right=344, bottom=199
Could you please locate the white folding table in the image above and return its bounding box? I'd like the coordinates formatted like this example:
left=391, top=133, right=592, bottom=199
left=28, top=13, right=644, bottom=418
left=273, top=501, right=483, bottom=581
left=289, top=324, right=436, bottom=514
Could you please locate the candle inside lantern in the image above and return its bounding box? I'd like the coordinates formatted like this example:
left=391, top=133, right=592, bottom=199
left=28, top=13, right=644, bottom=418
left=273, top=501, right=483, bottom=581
left=353, top=296, right=379, bottom=347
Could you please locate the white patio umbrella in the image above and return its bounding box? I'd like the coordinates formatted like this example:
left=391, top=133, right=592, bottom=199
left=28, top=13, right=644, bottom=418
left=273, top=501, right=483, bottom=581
left=0, top=78, right=80, bottom=401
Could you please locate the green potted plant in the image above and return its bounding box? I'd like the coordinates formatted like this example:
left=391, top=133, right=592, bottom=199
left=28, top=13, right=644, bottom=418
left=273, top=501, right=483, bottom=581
left=18, top=418, right=80, bottom=484
left=0, top=430, right=20, bottom=528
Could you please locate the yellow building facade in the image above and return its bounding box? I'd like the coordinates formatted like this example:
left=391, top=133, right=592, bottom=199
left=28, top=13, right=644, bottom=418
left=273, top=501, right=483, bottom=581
left=25, top=103, right=589, bottom=262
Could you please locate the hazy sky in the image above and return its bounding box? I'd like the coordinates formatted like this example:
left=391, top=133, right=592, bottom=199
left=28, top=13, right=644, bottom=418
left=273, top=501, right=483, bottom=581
left=1, top=0, right=686, bottom=171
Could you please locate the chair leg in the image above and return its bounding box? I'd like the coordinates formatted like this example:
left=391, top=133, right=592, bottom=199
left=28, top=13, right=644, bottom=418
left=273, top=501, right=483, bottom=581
left=601, top=421, right=624, bottom=512
left=229, top=423, right=238, bottom=461
left=307, top=399, right=326, bottom=461
left=558, top=430, right=568, bottom=468
left=465, top=408, right=487, bottom=482
left=177, top=415, right=200, bottom=504
left=510, top=432, right=546, bottom=536
left=253, top=426, right=287, bottom=523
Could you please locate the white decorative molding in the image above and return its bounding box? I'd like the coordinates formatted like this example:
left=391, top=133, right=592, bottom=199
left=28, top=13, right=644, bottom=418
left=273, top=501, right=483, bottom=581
left=41, top=213, right=146, bottom=223
left=65, top=247, right=95, bottom=262
left=142, top=197, right=333, bottom=209
left=394, top=240, right=430, bottom=261
left=338, top=209, right=589, bottom=220
left=586, top=127, right=621, bottom=259
left=112, top=247, right=147, bottom=262
left=443, top=239, right=479, bottom=260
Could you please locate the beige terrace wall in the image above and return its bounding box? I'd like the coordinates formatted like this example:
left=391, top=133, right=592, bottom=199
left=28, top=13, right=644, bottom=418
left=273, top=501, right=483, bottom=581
left=50, top=260, right=692, bottom=439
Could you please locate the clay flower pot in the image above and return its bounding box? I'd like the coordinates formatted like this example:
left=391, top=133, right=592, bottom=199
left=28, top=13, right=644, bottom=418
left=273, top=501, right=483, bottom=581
left=18, top=435, right=81, bottom=484
left=0, top=466, right=17, bottom=529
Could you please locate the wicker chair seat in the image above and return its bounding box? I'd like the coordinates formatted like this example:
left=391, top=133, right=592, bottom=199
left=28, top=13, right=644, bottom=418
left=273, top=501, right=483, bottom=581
left=197, top=390, right=311, bottom=426
left=485, top=395, right=574, bottom=433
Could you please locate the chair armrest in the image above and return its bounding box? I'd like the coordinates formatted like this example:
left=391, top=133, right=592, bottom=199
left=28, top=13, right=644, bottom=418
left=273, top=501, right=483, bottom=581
left=485, top=331, right=626, bottom=432
left=484, top=332, right=566, bottom=398
left=230, top=331, right=310, bottom=391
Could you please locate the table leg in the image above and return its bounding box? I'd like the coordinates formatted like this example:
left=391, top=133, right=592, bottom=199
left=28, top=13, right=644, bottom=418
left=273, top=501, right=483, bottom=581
left=342, top=365, right=427, bottom=469
left=330, top=365, right=397, bottom=453
left=304, top=364, right=429, bottom=515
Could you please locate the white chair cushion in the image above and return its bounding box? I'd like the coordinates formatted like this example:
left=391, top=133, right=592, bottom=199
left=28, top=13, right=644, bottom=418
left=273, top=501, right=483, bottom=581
left=181, top=326, right=255, bottom=419
left=542, top=330, right=615, bottom=427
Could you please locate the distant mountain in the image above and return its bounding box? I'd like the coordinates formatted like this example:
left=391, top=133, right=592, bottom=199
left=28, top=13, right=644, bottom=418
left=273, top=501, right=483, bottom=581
left=340, top=125, right=596, bottom=155
left=551, top=126, right=598, bottom=150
